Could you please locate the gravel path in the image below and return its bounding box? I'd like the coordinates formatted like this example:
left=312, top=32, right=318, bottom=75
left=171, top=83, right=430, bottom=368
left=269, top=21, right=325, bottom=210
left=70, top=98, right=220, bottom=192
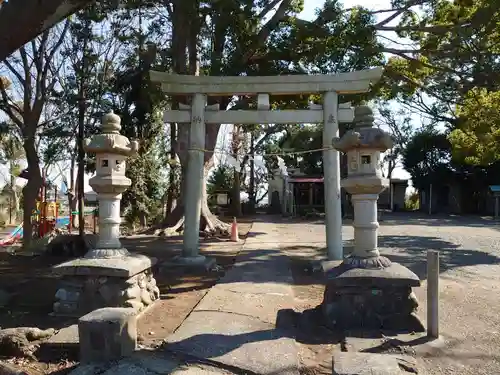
left=276, top=213, right=500, bottom=375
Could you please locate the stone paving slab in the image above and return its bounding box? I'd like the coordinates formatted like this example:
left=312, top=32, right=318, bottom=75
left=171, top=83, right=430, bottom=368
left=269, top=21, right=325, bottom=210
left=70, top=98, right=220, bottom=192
left=195, top=286, right=294, bottom=324
left=70, top=221, right=300, bottom=375
left=332, top=352, right=419, bottom=375
left=164, top=311, right=299, bottom=375
left=70, top=350, right=236, bottom=375
left=219, top=267, right=293, bottom=285
left=217, top=249, right=294, bottom=294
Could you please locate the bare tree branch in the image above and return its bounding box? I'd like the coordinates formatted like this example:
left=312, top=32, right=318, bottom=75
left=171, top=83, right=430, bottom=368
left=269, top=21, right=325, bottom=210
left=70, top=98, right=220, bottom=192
left=242, top=0, right=291, bottom=62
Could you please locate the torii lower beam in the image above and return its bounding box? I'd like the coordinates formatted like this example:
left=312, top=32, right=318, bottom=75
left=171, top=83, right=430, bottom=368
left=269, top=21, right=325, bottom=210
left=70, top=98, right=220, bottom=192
left=163, top=103, right=354, bottom=125
left=152, top=67, right=384, bottom=264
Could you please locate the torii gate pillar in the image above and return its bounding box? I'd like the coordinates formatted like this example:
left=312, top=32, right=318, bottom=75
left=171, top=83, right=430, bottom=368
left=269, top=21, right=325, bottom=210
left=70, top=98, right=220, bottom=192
left=323, top=91, right=342, bottom=260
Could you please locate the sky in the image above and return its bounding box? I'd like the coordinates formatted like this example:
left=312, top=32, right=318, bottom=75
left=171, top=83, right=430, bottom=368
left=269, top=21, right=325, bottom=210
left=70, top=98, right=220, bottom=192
left=1, top=0, right=417, bottom=195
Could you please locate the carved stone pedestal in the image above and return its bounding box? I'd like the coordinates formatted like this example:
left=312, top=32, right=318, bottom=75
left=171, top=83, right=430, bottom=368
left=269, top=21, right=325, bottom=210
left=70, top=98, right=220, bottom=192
left=52, top=253, right=159, bottom=316
left=322, top=258, right=424, bottom=332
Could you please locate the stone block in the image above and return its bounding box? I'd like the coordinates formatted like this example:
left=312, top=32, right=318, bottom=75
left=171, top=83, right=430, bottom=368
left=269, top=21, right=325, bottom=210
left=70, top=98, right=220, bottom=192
left=53, top=253, right=157, bottom=278
left=52, top=256, right=160, bottom=316
left=332, top=352, right=419, bottom=375
left=322, top=261, right=424, bottom=331
left=324, top=262, right=420, bottom=288
left=78, top=307, right=137, bottom=363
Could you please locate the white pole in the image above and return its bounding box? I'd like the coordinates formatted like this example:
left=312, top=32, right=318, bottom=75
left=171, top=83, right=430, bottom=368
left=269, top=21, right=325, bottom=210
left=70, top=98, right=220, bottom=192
left=322, top=91, right=343, bottom=260
left=182, top=93, right=206, bottom=258
left=427, top=250, right=440, bottom=338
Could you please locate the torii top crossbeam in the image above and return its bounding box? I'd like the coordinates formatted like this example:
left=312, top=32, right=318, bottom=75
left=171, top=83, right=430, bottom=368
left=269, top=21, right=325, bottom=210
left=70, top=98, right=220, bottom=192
left=150, top=68, right=383, bottom=96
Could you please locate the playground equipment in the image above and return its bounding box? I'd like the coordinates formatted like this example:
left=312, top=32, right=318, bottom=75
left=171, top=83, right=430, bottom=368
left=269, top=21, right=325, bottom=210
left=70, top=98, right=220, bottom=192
left=0, top=166, right=98, bottom=246
left=34, top=200, right=60, bottom=238
left=0, top=216, right=72, bottom=246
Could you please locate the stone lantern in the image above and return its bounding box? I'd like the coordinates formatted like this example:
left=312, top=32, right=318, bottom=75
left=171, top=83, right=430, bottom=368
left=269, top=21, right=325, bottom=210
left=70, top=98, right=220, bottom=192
left=84, top=111, right=138, bottom=256
left=321, top=105, right=423, bottom=332
left=52, top=112, right=160, bottom=316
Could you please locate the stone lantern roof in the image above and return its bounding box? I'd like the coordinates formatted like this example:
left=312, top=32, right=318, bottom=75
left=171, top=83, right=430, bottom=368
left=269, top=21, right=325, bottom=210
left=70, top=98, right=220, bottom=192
left=84, top=111, right=139, bottom=157
left=332, top=105, right=393, bottom=153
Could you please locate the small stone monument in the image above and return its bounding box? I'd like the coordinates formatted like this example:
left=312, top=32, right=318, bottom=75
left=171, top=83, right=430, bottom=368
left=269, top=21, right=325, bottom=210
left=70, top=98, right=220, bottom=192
left=52, top=112, right=160, bottom=316
left=322, top=105, right=423, bottom=331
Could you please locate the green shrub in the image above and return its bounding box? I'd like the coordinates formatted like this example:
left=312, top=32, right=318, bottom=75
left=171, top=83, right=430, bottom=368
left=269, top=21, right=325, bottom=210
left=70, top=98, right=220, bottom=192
left=405, top=191, right=420, bottom=211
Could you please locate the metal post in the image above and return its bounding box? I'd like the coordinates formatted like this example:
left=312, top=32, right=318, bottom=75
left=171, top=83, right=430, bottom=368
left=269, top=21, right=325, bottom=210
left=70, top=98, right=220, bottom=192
left=495, top=196, right=499, bottom=220
left=182, top=93, right=206, bottom=259
left=322, top=91, right=343, bottom=260
left=427, top=250, right=439, bottom=338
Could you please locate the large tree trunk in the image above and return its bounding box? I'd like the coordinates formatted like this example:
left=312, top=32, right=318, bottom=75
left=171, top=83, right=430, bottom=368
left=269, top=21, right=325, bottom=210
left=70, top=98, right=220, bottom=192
left=165, top=122, right=177, bottom=215
left=69, top=155, right=77, bottom=229
left=159, top=161, right=230, bottom=236
left=154, top=0, right=229, bottom=236
left=9, top=164, right=19, bottom=224
left=70, top=165, right=82, bottom=229
left=248, top=131, right=256, bottom=214
left=199, top=166, right=230, bottom=234
left=21, top=138, right=42, bottom=248
left=233, top=167, right=242, bottom=217
left=232, top=125, right=242, bottom=217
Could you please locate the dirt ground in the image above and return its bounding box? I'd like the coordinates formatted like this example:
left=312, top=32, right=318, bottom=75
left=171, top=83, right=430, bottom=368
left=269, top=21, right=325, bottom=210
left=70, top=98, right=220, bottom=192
left=0, top=218, right=252, bottom=375
left=288, top=259, right=334, bottom=375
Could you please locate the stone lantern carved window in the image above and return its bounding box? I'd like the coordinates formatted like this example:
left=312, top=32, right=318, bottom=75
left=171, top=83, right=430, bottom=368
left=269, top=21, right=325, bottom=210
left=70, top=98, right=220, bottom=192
left=102, top=159, right=109, bottom=167
left=361, top=155, right=371, bottom=165
left=115, top=159, right=123, bottom=172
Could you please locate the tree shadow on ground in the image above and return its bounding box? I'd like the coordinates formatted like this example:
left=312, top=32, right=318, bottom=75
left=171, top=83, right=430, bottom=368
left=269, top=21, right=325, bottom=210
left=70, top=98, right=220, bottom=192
left=378, top=234, right=500, bottom=280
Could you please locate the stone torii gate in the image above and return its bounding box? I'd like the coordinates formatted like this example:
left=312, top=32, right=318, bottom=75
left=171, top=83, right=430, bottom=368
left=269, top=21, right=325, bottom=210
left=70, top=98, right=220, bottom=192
left=150, top=68, right=383, bottom=266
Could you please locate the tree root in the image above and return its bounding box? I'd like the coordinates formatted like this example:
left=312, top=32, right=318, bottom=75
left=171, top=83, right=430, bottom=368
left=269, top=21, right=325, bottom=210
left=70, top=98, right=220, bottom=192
left=155, top=216, right=185, bottom=237
left=201, top=214, right=231, bottom=237
left=0, top=327, right=56, bottom=358
left=153, top=214, right=231, bottom=238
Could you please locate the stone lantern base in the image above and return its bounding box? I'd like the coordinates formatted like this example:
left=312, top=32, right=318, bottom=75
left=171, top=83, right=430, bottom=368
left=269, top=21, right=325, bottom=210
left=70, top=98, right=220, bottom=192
left=321, top=258, right=425, bottom=332
left=51, top=252, right=160, bottom=317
